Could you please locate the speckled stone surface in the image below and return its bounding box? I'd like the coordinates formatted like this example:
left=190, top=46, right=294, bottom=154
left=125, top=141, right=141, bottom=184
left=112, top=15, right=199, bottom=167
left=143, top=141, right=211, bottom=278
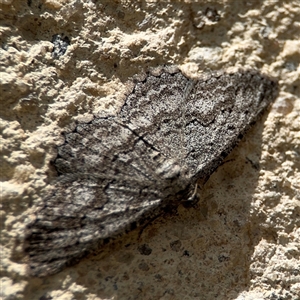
left=0, top=1, right=299, bottom=300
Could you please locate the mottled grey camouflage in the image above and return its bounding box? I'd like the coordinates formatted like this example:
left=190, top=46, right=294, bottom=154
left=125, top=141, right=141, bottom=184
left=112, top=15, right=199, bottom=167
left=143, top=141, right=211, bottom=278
left=25, top=67, right=278, bottom=277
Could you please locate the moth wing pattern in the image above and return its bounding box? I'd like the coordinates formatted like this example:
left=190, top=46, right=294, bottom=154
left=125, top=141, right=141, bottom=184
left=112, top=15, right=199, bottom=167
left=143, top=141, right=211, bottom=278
left=25, top=67, right=278, bottom=277
left=184, top=70, right=278, bottom=177
left=27, top=174, right=164, bottom=277
left=26, top=70, right=193, bottom=277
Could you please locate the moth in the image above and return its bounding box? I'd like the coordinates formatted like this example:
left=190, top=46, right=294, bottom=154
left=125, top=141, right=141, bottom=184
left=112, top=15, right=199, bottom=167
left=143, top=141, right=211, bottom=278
left=25, top=66, right=278, bottom=277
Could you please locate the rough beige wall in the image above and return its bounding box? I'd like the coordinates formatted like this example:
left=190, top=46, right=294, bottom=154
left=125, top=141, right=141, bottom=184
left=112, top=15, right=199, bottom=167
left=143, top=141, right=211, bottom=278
left=0, top=0, right=299, bottom=299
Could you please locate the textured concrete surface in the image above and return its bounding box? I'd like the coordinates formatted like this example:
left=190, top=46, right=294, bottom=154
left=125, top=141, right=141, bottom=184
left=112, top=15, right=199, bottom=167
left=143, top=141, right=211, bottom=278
left=0, top=0, right=299, bottom=299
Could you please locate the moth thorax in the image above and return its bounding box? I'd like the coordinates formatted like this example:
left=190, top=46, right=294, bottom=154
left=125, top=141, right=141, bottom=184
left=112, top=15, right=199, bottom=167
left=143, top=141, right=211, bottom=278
left=156, top=158, right=181, bottom=180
